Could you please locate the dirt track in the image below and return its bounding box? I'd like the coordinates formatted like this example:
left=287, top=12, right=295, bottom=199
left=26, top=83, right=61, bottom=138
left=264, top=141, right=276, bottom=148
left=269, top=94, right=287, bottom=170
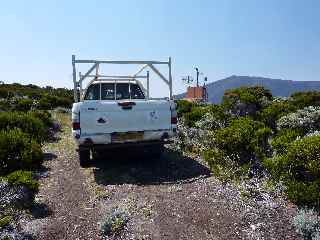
left=22, top=124, right=301, bottom=240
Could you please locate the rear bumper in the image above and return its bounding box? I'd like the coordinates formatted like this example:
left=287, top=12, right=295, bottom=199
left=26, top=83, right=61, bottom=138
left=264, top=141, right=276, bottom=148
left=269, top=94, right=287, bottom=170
left=73, top=129, right=176, bottom=145
left=78, top=139, right=172, bottom=151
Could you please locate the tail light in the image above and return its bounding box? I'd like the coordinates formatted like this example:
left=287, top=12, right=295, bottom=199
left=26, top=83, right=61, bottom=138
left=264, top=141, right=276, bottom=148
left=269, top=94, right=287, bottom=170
left=171, top=116, right=177, bottom=124
left=73, top=122, right=80, bottom=130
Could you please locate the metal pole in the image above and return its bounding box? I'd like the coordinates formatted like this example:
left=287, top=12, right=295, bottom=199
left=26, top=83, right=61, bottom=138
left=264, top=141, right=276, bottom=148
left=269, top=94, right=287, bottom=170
left=146, top=71, right=150, bottom=99
left=72, top=55, right=78, bottom=102
left=86, top=75, right=148, bottom=79
left=95, top=63, right=100, bottom=78
left=195, top=67, right=199, bottom=87
left=169, top=57, right=172, bottom=99
left=79, top=72, right=83, bottom=101
left=75, top=60, right=168, bottom=65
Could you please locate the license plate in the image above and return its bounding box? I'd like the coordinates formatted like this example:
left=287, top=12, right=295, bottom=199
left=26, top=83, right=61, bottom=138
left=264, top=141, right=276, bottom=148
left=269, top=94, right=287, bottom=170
left=111, top=132, right=144, bottom=142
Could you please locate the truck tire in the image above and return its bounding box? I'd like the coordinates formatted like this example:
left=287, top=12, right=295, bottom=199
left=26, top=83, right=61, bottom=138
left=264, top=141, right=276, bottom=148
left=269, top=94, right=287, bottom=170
left=79, top=149, right=90, bottom=167
left=149, top=144, right=164, bottom=159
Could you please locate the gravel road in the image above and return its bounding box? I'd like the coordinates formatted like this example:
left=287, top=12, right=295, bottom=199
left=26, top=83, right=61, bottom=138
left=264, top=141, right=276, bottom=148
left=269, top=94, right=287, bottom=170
left=21, top=125, right=302, bottom=240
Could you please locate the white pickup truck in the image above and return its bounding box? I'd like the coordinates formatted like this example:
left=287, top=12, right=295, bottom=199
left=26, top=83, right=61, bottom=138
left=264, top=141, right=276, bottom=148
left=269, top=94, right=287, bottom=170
left=71, top=56, right=177, bottom=166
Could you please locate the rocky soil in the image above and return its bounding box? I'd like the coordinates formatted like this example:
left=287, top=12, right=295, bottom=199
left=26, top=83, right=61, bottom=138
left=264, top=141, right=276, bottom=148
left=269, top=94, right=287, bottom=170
left=11, top=120, right=302, bottom=240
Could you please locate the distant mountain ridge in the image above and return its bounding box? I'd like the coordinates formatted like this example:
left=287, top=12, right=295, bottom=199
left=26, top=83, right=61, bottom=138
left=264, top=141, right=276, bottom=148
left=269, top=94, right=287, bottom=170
left=175, top=75, right=320, bottom=103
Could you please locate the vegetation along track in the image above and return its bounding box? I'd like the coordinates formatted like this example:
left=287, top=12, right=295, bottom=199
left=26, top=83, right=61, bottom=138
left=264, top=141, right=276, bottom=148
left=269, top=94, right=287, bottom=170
left=22, top=113, right=301, bottom=240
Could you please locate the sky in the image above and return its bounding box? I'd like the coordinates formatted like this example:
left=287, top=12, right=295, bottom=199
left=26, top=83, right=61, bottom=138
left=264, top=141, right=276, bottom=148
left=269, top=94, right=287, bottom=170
left=0, top=0, right=320, bottom=97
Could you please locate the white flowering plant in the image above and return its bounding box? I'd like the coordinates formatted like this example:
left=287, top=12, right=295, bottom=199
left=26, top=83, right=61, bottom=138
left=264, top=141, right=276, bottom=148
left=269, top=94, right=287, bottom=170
left=277, top=106, right=320, bottom=133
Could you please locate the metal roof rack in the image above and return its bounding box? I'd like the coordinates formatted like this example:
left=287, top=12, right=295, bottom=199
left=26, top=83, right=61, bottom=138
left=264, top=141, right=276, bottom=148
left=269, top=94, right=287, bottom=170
left=72, top=55, right=173, bottom=102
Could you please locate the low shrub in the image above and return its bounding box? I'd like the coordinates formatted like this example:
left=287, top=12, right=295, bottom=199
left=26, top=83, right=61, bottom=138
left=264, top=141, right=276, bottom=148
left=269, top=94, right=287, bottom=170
left=271, top=129, right=303, bottom=155
left=184, top=106, right=209, bottom=127
left=55, top=96, right=73, bottom=109
left=14, top=98, right=34, bottom=111
left=293, top=208, right=320, bottom=240
left=214, top=118, right=255, bottom=158
left=0, top=100, right=11, bottom=111
left=38, top=97, right=52, bottom=110
left=252, top=127, right=273, bottom=158
left=258, top=100, right=296, bottom=129
left=195, top=105, right=229, bottom=130
left=203, top=148, right=249, bottom=181
left=264, top=135, right=320, bottom=206
left=54, top=107, right=70, bottom=113
left=223, top=86, right=272, bottom=106
left=290, top=91, right=320, bottom=109
left=0, top=215, right=12, bottom=230
left=100, top=209, right=128, bottom=236
left=277, top=106, right=320, bottom=134
left=0, top=111, right=46, bottom=143
left=176, top=101, right=229, bottom=128
left=5, top=170, right=39, bottom=193
left=175, top=100, right=195, bottom=117
left=222, top=86, right=272, bottom=117
left=0, top=88, right=9, bottom=99
left=207, top=104, right=229, bottom=120
left=30, top=110, right=53, bottom=129
left=0, top=129, right=43, bottom=175
left=213, top=117, right=270, bottom=162
left=195, top=112, right=225, bottom=130
left=202, top=118, right=271, bottom=181
left=38, top=95, right=72, bottom=110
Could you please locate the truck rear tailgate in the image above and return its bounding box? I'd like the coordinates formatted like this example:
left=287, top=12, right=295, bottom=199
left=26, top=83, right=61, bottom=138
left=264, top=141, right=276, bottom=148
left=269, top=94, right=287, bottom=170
left=80, top=100, right=171, bottom=135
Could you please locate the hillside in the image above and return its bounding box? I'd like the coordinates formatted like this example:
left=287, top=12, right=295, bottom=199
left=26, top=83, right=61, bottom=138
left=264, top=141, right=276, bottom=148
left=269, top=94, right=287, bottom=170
left=176, top=75, right=320, bottom=103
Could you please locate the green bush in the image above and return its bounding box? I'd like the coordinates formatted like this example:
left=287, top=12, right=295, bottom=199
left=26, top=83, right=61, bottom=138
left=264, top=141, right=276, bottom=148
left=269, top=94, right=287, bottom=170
left=175, top=100, right=195, bottom=117
left=202, top=118, right=271, bottom=182
left=290, top=91, right=320, bottom=109
left=252, top=127, right=273, bottom=158
left=0, top=215, right=12, bottom=229
left=203, top=147, right=252, bottom=181
left=38, top=97, right=53, bottom=110
left=222, top=86, right=272, bottom=108
left=0, top=100, right=11, bottom=111
left=258, top=100, right=296, bottom=129
left=184, top=106, right=209, bottom=127
left=38, top=95, right=72, bottom=110
left=207, top=104, right=229, bottom=121
left=14, top=98, right=34, bottom=111
left=271, top=129, right=303, bottom=155
left=0, top=88, right=9, bottom=99
left=213, top=117, right=270, bottom=162
left=0, top=129, right=43, bottom=175
left=214, top=118, right=255, bottom=155
left=0, top=111, right=46, bottom=143
left=55, top=96, right=72, bottom=109
left=0, top=83, right=73, bottom=108
left=186, top=104, right=230, bottom=130
left=264, top=135, right=320, bottom=206
left=5, top=170, right=39, bottom=193
left=293, top=208, right=320, bottom=240
left=30, top=110, right=53, bottom=129
left=285, top=180, right=320, bottom=208
left=101, top=210, right=128, bottom=236
left=203, top=148, right=235, bottom=180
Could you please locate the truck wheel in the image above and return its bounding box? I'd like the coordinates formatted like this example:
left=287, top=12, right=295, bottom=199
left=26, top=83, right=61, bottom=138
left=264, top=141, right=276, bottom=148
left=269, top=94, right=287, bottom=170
left=149, top=144, right=164, bottom=159
left=79, top=149, right=91, bottom=167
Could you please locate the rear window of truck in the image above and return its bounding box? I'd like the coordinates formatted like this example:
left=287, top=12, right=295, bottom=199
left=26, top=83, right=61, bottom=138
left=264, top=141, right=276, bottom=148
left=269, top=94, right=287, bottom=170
left=84, top=83, right=145, bottom=100
left=101, top=83, right=115, bottom=100
left=84, top=84, right=100, bottom=100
